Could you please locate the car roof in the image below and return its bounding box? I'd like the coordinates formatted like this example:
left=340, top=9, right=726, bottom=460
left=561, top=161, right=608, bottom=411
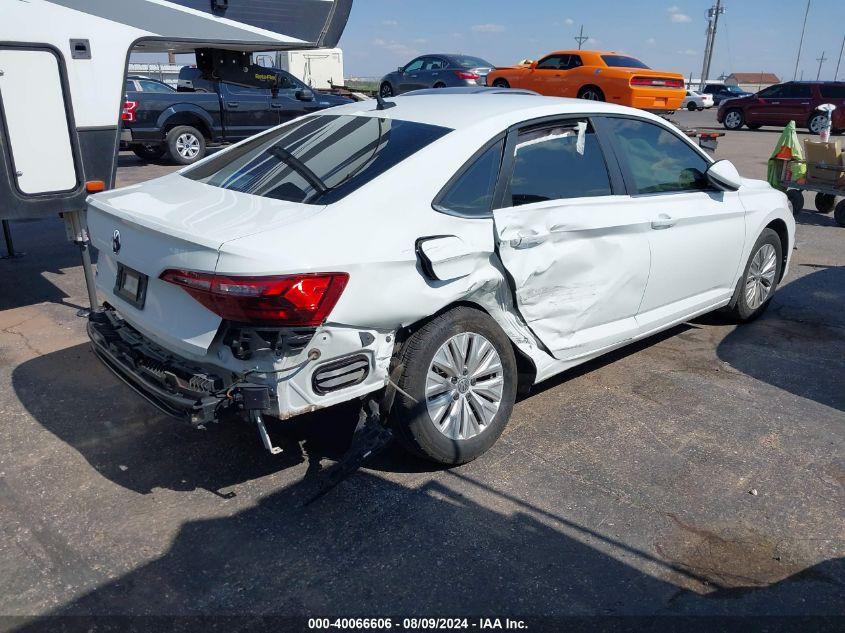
left=325, top=93, right=666, bottom=131
left=403, top=87, right=538, bottom=97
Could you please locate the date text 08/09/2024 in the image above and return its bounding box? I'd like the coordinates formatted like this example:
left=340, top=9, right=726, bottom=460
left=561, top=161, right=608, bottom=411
left=307, top=618, right=528, bottom=630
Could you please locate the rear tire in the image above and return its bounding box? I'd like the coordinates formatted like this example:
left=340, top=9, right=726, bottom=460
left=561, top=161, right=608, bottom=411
left=687, top=102, right=698, bottom=111
left=577, top=86, right=605, bottom=101
left=433, top=82, right=446, bottom=89
left=725, top=229, right=783, bottom=323
left=834, top=200, right=845, bottom=227
left=132, top=144, right=166, bottom=161
left=389, top=307, right=517, bottom=466
left=166, top=125, right=206, bottom=165
left=747, top=123, right=762, bottom=130
left=814, top=192, right=836, bottom=214
left=492, top=78, right=510, bottom=88
left=808, top=113, right=827, bottom=135
left=723, top=108, right=744, bottom=130
left=786, top=189, right=804, bottom=215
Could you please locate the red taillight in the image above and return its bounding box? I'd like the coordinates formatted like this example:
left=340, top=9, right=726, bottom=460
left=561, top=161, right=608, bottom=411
left=160, top=270, right=349, bottom=327
left=631, top=76, right=684, bottom=88
left=454, top=70, right=480, bottom=80
left=121, top=99, right=138, bottom=122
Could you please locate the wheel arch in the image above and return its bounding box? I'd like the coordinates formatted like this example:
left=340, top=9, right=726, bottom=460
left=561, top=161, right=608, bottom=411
left=392, top=300, right=537, bottom=397
left=157, top=105, right=214, bottom=141
left=765, top=218, right=790, bottom=282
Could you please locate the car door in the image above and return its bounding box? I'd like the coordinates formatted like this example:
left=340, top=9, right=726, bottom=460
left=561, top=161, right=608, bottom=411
left=269, top=71, right=321, bottom=124
left=559, top=54, right=583, bottom=97
left=778, top=83, right=814, bottom=125
left=528, top=55, right=568, bottom=95
left=492, top=118, right=652, bottom=361
left=398, top=57, right=426, bottom=93
left=220, top=82, right=276, bottom=140
left=420, top=56, right=449, bottom=88
left=598, top=116, right=746, bottom=333
left=746, top=84, right=788, bottom=124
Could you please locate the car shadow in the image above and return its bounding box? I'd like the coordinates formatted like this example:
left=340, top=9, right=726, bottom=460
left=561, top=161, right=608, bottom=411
left=13, top=469, right=844, bottom=623
left=10, top=342, right=439, bottom=497
left=715, top=265, right=845, bottom=412
left=796, top=210, right=840, bottom=228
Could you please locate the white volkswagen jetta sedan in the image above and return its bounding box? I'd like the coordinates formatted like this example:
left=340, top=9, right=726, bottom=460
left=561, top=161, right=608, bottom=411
left=86, top=92, right=794, bottom=465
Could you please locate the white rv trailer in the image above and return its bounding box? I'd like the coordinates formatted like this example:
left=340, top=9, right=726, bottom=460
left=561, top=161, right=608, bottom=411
left=0, top=0, right=352, bottom=301
left=273, top=48, right=345, bottom=89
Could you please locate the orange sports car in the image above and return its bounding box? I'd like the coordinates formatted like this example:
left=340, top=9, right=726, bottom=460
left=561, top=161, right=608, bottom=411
left=486, top=50, right=685, bottom=111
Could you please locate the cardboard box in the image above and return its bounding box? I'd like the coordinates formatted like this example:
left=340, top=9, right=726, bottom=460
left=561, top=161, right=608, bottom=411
left=804, top=140, right=843, bottom=184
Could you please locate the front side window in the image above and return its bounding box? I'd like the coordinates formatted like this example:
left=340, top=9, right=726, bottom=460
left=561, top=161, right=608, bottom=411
left=567, top=55, right=583, bottom=69
left=758, top=84, right=786, bottom=98
left=435, top=140, right=504, bottom=217
left=184, top=115, right=451, bottom=205
left=601, top=55, right=650, bottom=69
left=604, top=117, right=710, bottom=194
left=537, top=55, right=565, bottom=70
left=404, top=58, right=424, bottom=73
left=505, top=121, right=612, bottom=207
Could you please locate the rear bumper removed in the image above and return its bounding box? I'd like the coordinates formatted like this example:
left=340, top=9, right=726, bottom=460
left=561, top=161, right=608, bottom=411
left=88, top=309, right=238, bottom=424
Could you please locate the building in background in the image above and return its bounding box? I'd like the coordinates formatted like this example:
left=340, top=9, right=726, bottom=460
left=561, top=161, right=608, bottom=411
left=725, top=72, right=780, bottom=93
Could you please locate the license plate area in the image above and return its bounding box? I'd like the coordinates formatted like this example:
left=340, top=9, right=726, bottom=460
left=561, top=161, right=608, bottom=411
left=114, top=263, right=148, bottom=309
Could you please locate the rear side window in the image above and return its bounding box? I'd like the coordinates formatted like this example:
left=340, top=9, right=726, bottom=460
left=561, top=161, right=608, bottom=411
left=505, top=121, right=612, bottom=207
left=184, top=115, right=451, bottom=205
left=604, top=117, right=710, bottom=194
left=601, top=55, right=650, bottom=69
left=138, top=80, right=174, bottom=93
left=784, top=84, right=812, bottom=98
left=435, top=140, right=504, bottom=217
left=820, top=84, right=845, bottom=98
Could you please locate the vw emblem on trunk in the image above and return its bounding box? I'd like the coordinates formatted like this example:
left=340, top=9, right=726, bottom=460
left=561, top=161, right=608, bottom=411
left=112, top=229, right=121, bottom=254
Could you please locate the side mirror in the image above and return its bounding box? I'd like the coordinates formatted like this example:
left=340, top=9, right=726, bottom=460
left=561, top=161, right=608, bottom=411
left=706, top=159, right=742, bottom=191
left=397, top=66, right=404, bottom=74
left=295, top=89, right=315, bottom=102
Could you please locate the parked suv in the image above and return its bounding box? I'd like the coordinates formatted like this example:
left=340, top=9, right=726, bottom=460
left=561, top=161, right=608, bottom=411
left=701, top=83, right=752, bottom=105
left=718, top=81, right=845, bottom=134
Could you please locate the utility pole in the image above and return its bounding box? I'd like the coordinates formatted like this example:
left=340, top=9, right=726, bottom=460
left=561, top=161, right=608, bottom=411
left=835, top=34, right=844, bottom=81
left=574, top=25, right=590, bottom=50
left=815, top=51, right=827, bottom=80
left=699, top=0, right=725, bottom=90
left=793, top=0, right=811, bottom=80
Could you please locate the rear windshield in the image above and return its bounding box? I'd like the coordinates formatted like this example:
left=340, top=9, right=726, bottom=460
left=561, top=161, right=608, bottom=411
left=601, top=55, right=650, bottom=69
left=452, top=56, right=493, bottom=69
left=183, top=115, right=451, bottom=204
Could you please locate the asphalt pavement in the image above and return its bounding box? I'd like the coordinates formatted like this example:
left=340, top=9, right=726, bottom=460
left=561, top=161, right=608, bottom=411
left=0, top=108, right=842, bottom=625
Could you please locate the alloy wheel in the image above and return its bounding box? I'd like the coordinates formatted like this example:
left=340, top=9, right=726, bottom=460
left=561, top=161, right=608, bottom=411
left=425, top=332, right=504, bottom=441
left=725, top=111, right=743, bottom=129
left=175, top=133, right=201, bottom=160
left=380, top=83, right=394, bottom=98
left=581, top=90, right=601, bottom=101
left=744, top=243, right=778, bottom=310
left=809, top=115, right=826, bottom=135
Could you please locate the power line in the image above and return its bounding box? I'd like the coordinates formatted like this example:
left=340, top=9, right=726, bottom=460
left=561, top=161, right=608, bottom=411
left=574, top=25, right=590, bottom=50
left=699, top=0, right=725, bottom=90
left=815, top=50, right=827, bottom=80
left=793, top=0, right=811, bottom=80
left=835, top=34, right=844, bottom=81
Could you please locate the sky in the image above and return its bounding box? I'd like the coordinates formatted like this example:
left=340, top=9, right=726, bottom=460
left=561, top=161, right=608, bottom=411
left=337, top=0, right=845, bottom=81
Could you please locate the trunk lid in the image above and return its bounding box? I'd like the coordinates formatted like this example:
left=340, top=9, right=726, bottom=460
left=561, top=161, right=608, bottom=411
left=87, top=173, right=322, bottom=358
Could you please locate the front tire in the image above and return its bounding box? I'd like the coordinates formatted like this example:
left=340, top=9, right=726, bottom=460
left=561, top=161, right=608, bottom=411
left=390, top=307, right=517, bottom=465
left=786, top=189, right=804, bottom=215
left=380, top=82, right=394, bottom=98
left=492, top=78, right=510, bottom=89
left=687, top=102, right=698, bottom=111
left=834, top=200, right=845, bottom=227
left=723, top=108, right=744, bottom=130
left=166, top=125, right=206, bottom=165
left=725, top=229, right=783, bottom=322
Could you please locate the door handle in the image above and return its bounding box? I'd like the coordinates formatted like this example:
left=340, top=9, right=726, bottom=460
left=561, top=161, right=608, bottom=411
left=770, top=101, right=780, bottom=105
left=651, top=214, right=676, bottom=230
left=228, top=102, right=240, bottom=108
left=270, top=102, right=283, bottom=108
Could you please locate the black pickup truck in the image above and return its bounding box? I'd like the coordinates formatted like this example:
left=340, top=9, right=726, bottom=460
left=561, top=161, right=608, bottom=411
left=121, top=67, right=352, bottom=164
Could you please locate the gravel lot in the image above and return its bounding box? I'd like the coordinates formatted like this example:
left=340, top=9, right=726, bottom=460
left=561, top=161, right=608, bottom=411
left=0, top=107, right=842, bottom=624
